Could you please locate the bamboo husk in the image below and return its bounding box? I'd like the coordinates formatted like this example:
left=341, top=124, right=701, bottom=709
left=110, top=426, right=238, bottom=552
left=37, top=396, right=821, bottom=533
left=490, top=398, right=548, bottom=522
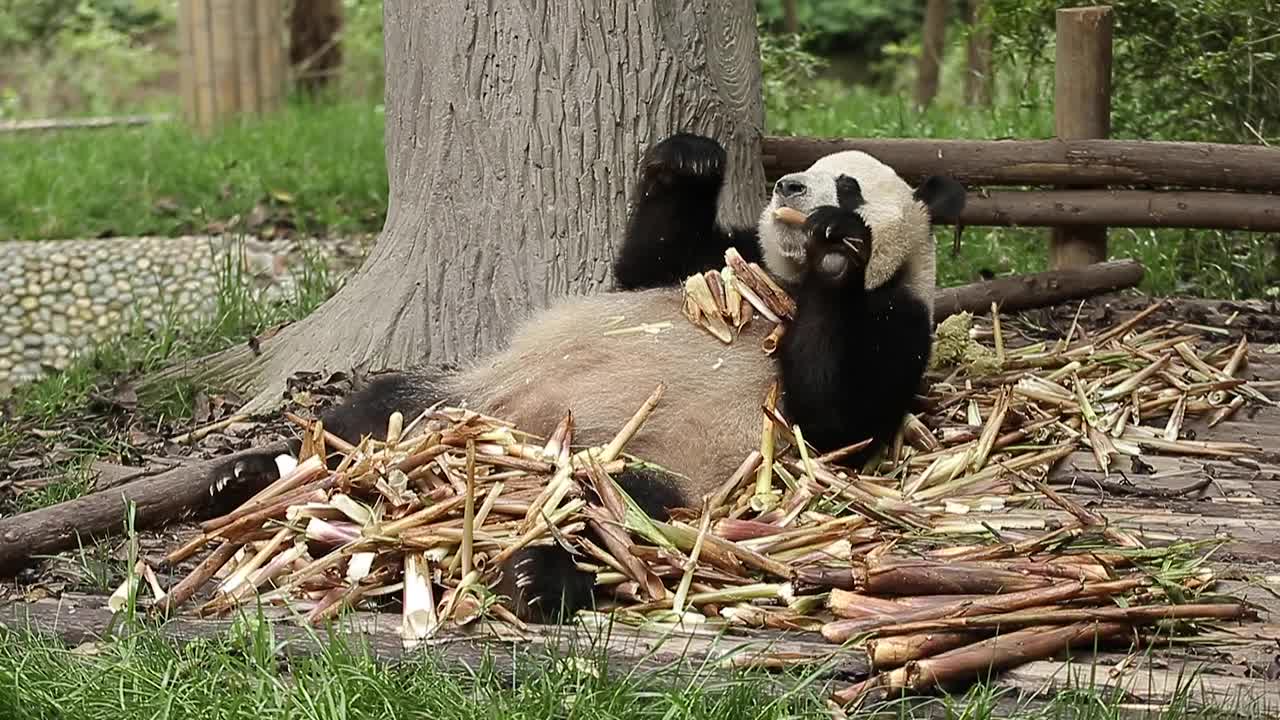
left=867, top=631, right=983, bottom=669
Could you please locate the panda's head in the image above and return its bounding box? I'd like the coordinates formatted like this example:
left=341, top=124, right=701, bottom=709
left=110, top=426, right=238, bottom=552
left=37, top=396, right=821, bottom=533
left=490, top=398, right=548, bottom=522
left=757, top=150, right=965, bottom=309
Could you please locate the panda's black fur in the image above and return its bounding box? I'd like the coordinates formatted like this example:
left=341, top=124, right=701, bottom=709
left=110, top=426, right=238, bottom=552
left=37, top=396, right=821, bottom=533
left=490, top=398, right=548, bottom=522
left=314, top=132, right=966, bottom=623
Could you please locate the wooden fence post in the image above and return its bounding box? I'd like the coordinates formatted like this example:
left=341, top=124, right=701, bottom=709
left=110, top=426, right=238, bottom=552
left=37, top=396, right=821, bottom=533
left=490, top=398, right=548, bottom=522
left=1051, top=6, right=1113, bottom=269
left=178, top=0, right=287, bottom=135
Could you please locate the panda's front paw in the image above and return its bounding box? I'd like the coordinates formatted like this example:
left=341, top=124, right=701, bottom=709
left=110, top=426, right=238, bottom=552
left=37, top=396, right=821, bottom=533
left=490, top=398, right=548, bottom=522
left=494, top=545, right=595, bottom=624
left=639, top=133, right=726, bottom=189
left=803, top=206, right=872, bottom=287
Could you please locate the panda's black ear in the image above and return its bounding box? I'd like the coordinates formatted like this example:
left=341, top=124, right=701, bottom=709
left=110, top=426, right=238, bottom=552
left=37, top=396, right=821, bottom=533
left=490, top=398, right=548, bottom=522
left=914, top=176, right=967, bottom=222
left=835, top=174, right=864, bottom=211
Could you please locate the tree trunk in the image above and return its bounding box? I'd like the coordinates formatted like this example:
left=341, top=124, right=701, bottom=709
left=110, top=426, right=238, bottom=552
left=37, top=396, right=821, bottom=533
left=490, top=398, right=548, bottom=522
left=964, top=0, right=993, bottom=106
left=288, top=0, right=343, bottom=93
left=149, top=0, right=766, bottom=414
left=915, top=0, right=949, bottom=109
left=782, top=0, right=799, bottom=34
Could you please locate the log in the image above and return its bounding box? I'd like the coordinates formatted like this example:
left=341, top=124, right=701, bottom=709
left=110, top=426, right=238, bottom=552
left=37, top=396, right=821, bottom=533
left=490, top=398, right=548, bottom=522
left=0, top=595, right=865, bottom=690
left=0, top=441, right=292, bottom=575
left=933, top=259, right=1145, bottom=319
left=1050, top=6, right=1114, bottom=268
left=760, top=137, right=1280, bottom=193
left=0, top=114, right=172, bottom=134
left=963, top=189, right=1280, bottom=232
left=1000, top=659, right=1280, bottom=712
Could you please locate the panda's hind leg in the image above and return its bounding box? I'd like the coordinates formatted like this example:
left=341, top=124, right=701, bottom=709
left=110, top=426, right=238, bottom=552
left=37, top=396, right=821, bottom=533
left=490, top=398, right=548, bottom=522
left=613, top=133, right=762, bottom=290
left=494, top=464, right=689, bottom=623
left=318, top=366, right=456, bottom=448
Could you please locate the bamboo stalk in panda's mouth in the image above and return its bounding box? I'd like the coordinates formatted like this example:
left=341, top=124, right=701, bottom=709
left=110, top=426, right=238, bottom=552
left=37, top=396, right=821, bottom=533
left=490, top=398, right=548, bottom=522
left=772, top=206, right=863, bottom=256
left=772, top=207, right=808, bottom=226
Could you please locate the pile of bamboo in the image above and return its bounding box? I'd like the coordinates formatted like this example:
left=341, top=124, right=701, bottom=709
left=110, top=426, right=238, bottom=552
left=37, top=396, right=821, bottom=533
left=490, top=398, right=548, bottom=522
left=139, top=297, right=1268, bottom=706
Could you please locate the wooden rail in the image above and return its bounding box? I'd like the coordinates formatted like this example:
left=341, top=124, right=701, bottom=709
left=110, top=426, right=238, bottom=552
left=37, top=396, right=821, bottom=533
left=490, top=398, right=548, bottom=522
left=759, top=137, right=1280, bottom=193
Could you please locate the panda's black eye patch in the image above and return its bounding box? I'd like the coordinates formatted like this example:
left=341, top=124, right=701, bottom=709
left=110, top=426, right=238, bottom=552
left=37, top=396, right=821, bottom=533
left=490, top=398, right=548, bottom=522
left=835, top=175, right=864, bottom=212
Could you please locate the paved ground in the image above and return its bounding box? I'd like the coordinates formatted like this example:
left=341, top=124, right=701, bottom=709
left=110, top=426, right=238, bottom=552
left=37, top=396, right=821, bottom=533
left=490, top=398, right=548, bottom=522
left=0, top=233, right=372, bottom=394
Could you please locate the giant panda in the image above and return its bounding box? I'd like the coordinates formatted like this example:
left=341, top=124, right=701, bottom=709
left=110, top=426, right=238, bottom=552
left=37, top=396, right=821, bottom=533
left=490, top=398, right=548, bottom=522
left=317, top=132, right=966, bottom=622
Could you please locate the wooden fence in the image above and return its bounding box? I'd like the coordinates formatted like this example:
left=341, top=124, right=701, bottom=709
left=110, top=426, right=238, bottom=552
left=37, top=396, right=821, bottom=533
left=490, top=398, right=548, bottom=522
left=760, top=5, right=1280, bottom=271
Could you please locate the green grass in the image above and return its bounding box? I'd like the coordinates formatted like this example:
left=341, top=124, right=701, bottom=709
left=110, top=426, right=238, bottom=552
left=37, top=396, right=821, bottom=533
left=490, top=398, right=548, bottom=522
left=0, top=97, right=388, bottom=242
left=0, top=617, right=1271, bottom=720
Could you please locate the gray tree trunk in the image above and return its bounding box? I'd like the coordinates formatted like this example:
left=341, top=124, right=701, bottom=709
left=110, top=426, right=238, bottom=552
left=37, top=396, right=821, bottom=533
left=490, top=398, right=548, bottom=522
left=151, top=0, right=766, bottom=413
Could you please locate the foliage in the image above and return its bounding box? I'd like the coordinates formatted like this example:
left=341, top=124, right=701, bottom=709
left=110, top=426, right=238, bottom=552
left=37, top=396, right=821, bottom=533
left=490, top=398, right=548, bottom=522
left=327, top=0, right=386, bottom=102
left=758, top=28, right=829, bottom=132
left=0, top=0, right=177, bottom=119
left=755, top=0, right=921, bottom=57
left=0, top=0, right=169, bottom=50
left=986, top=0, right=1280, bottom=144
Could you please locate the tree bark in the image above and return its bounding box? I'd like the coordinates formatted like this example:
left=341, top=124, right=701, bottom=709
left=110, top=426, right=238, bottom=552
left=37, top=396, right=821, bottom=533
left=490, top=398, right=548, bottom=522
left=288, top=0, right=343, bottom=92
left=149, top=0, right=766, bottom=414
left=915, top=0, right=949, bottom=108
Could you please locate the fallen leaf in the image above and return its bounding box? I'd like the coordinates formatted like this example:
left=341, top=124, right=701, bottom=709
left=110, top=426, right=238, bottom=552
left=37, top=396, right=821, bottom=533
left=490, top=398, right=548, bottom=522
left=193, top=392, right=211, bottom=424
left=153, top=197, right=181, bottom=215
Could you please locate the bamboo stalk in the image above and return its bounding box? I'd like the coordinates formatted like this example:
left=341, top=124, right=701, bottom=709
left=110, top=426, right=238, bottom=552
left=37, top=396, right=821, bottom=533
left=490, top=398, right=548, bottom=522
left=867, top=602, right=1252, bottom=637
left=821, top=578, right=1145, bottom=643
left=836, top=621, right=1132, bottom=706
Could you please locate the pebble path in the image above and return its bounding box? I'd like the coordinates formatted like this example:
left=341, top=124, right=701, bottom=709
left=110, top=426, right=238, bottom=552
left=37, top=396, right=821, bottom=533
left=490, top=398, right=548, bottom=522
left=1, top=234, right=370, bottom=395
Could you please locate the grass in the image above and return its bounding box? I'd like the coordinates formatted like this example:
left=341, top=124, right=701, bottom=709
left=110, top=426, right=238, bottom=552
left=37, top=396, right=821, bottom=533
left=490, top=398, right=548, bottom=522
left=0, top=96, right=388, bottom=242
left=0, top=615, right=1271, bottom=720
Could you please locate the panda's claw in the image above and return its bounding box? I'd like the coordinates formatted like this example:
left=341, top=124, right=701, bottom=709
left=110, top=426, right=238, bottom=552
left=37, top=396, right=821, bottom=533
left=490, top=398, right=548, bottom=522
left=803, top=206, right=872, bottom=286
left=494, top=545, right=595, bottom=624
left=640, top=132, right=727, bottom=187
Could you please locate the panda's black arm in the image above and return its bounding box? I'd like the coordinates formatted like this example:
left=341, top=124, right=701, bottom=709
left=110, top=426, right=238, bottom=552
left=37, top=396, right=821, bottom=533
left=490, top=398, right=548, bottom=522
left=613, top=133, right=763, bottom=291
left=777, top=205, right=932, bottom=462
left=779, top=269, right=931, bottom=460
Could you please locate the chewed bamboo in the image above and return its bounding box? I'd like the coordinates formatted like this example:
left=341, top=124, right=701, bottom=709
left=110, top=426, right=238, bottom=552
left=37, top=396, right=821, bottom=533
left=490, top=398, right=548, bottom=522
left=146, top=299, right=1272, bottom=710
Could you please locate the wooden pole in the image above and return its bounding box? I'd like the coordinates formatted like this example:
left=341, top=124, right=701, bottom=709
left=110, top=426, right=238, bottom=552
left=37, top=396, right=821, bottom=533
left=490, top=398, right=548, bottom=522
left=178, top=0, right=286, bottom=134
left=1051, top=6, right=1114, bottom=269
left=958, top=189, right=1280, bottom=232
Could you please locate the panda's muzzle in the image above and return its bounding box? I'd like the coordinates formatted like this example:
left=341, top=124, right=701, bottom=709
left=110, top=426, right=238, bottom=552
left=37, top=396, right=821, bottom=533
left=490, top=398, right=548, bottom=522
left=774, top=175, right=807, bottom=199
